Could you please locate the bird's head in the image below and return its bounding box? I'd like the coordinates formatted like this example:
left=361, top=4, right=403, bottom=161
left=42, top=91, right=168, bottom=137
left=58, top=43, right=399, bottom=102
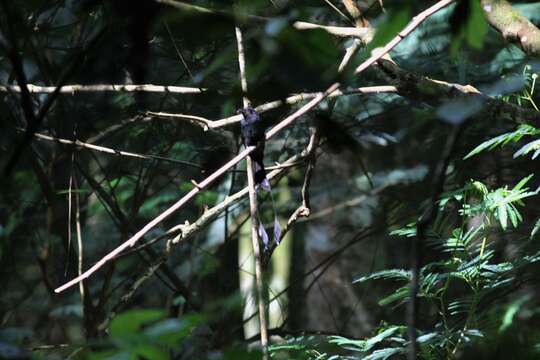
left=237, top=105, right=256, bottom=119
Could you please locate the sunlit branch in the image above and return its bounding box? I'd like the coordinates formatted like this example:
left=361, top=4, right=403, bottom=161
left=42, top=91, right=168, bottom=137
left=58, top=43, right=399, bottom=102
left=0, top=84, right=205, bottom=94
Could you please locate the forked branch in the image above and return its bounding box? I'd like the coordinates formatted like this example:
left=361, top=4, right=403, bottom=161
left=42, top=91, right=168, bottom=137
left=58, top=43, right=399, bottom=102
left=54, top=0, right=454, bottom=294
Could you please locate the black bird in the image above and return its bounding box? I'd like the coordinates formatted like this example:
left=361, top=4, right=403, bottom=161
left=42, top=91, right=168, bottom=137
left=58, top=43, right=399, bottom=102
left=237, top=105, right=281, bottom=251
left=237, top=106, right=270, bottom=190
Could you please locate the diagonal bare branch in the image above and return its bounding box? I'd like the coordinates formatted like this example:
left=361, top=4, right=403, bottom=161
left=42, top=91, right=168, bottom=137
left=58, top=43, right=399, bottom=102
left=54, top=82, right=340, bottom=293
left=481, top=0, right=540, bottom=58
left=354, top=0, right=454, bottom=74
left=235, top=25, right=269, bottom=357
left=97, top=136, right=316, bottom=329
left=0, top=84, right=206, bottom=94
left=147, top=86, right=398, bottom=130
left=54, top=0, right=452, bottom=293
left=30, top=131, right=203, bottom=168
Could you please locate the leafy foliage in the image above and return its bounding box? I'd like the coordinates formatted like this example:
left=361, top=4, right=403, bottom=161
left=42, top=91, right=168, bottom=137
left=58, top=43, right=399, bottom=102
left=90, top=309, right=205, bottom=359
left=3, top=1, right=540, bottom=360
left=275, top=78, right=540, bottom=358
left=464, top=124, right=540, bottom=159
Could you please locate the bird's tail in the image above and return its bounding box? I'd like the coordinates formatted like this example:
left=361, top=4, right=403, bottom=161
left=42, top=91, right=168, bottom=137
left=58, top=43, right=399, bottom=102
left=253, top=160, right=270, bottom=191
left=250, top=144, right=270, bottom=191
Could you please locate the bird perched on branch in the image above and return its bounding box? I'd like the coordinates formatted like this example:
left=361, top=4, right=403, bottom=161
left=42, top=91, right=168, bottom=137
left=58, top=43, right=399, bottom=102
left=237, top=105, right=281, bottom=251
left=237, top=105, right=270, bottom=191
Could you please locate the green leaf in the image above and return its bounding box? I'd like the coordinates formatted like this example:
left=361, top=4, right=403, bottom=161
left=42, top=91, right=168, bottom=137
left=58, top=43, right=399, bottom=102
left=389, top=223, right=417, bottom=237
left=143, top=315, right=204, bottom=345
left=508, top=205, right=519, bottom=228
left=353, top=269, right=411, bottom=284
left=449, top=0, right=487, bottom=56
left=499, top=295, right=530, bottom=332
left=379, top=286, right=409, bottom=306
left=448, top=298, right=474, bottom=315
left=513, top=174, right=534, bottom=191
left=472, top=181, right=489, bottom=195
left=417, top=332, right=438, bottom=344
left=464, top=135, right=505, bottom=159
left=220, top=346, right=263, bottom=360
left=329, top=336, right=366, bottom=352
left=88, top=350, right=130, bottom=360
left=133, top=345, right=169, bottom=360
left=464, top=125, right=539, bottom=159
left=367, top=8, right=411, bottom=51
left=513, top=139, right=540, bottom=159
left=278, top=28, right=339, bottom=70
left=363, top=348, right=403, bottom=360
left=498, top=202, right=508, bottom=230
left=139, top=193, right=178, bottom=215
left=195, top=190, right=218, bottom=207
left=330, top=327, right=402, bottom=353
left=364, top=327, right=402, bottom=351
left=109, top=309, right=164, bottom=337
left=531, top=218, right=540, bottom=238
left=464, top=329, right=483, bottom=338
left=465, top=0, right=488, bottom=48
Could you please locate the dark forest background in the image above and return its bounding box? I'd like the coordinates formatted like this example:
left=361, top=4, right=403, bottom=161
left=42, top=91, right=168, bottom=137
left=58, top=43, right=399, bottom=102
left=2, top=0, right=540, bottom=359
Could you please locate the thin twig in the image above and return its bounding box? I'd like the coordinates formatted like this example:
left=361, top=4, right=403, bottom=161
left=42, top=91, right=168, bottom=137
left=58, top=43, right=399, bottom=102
left=246, top=158, right=269, bottom=353
left=322, top=0, right=352, bottom=22
left=146, top=111, right=214, bottom=130
left=304, top=183, right=391, bottom=222
left=354, top=0, right=454, bottom=75
left=55, top=0, right=449, bottom=293
left=54, top=84, right=340, bottom=293
left=264, top=128, right=319, bottom=261
left=339, top=39, right=362, bottom=72
left=147, top=86, right=397, bottom=130
left=31, top=131, right=203, bottom=168
left=0, top=83, right=205, bottom=94
left=342, top=0, right=369, bottom=27
left=235, top=26, right=269, bottom=358
left=2, top=22, right=107, bottom=175
left=163, top=21, right=194, bottom=79
left=85, top=115, right=146, bottom=145
left=155, top=0, right=373, bottom=40
left=98, top=248, right=170, bottom=331
left=99, top=141, right=313, bottom=329
left=293, top=21, right=371, bottom=38
left=66, top=152, right=74, bottom=276
left=75, top=177, right=85, bottom=300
